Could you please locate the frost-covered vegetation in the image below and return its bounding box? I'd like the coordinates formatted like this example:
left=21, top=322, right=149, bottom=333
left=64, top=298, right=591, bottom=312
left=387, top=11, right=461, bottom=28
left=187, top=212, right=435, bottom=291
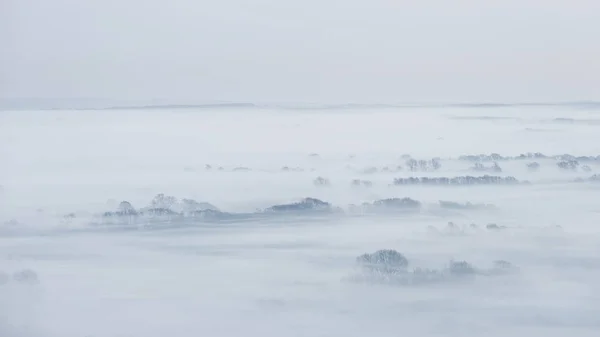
left=350, top=179, right=373, bottom=187
left=459, top=152, right=600, bottom=162
left=349, top=249, right=518, bottom=285
left=57, top=194, right=507, bottom=228
left=470, top=162, right=502, bottom=173
left=393, top=175, right=521, bottom=186
left=438, top=201, right=496, bottom=210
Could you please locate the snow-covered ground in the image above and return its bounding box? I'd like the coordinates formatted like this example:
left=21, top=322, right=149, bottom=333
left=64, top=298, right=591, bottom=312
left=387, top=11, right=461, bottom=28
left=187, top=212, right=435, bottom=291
left=1, top=105, right=600, bottom=336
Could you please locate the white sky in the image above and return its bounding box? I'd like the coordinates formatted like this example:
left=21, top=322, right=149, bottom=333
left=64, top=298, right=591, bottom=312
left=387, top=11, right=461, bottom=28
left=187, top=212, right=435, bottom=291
left=1, top=0, right=599, bottom=104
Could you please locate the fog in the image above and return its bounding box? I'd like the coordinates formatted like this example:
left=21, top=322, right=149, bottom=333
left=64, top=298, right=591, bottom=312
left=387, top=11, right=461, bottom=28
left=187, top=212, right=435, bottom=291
left=3, top=1, right=600, bottom=335
left=2, top=105, right=600, bottom=336
left=2, top=0, right=600, bottom=105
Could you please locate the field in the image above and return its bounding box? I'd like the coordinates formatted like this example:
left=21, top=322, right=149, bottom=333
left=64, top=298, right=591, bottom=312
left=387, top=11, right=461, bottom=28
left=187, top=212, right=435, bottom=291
left=1, top=104, right=600, bottom=336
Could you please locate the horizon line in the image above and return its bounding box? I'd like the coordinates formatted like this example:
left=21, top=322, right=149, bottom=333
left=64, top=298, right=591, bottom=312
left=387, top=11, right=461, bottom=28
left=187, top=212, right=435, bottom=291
left=2, top=100, right=600, bottom=111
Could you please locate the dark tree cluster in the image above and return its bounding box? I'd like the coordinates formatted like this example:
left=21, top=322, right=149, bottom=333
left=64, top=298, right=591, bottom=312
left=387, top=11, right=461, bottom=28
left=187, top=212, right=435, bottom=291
left=458, top=152, right=600, bottom=164
left=370, top=198, right=421, bottom=209
left=393, top=175, right=520, bottom=186
left=361, top=166, right=379, bottom=174
left=381, top=166, right=404, bottom=172
left=555, top=154, right=600, bottom=162
left=438, top=201, right=496, bottom=210
left=204, top=165, right=229, bottom=171
left=460, top=152, right=549, bottom=161
left=429, top=222, right=508, bottom=235
left=485, top=223, right=506, bottom=230
left=351, top=179, right=373, bottom=187
left=350, top=198, right=422, bottom=213
left=459, top=153, right=506, bottom=161
left=404, top=158, right=442, bottom=172
left=313, top=177, right=331, bottom=186
left=557, top=160, right=579, bottom=170
left=459, top=152, right=600, bottom=162
left=575, top=174, right=600, bottom=182
left=352, top=249, right=517, bottom=285
left=356, top=166, right=403, bottom=174
left=232, top=167, right=251, bottom=172
left=103, top=201, right=139, bottom=217
left=356, top=249, right=409, bottom=274
left=516, top=152, right=549, bottom=160
left=102, top=194, right=221, bottom=220
left=471, top=162, right=502, bottom=173
left=554, top=158, right=592, bottom=172
left=281, top=166, right=304, bottom=172
left=448, top=260, right=476, bottom=275
left=263, top=197, right=338, bottom=213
